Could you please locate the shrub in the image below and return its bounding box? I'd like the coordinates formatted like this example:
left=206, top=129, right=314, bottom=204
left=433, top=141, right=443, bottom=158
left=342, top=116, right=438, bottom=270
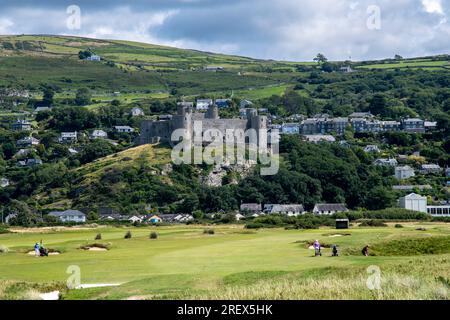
left=149, top=232, right=158, bottom=239
left=95, top=233, right=102, bottom=240
left=124, top=231, right=132, bottom=239
left=203, top=229, right=215, bottom=235
left=359, top=220, right=388, bottom=227
left=395, top=224, right=403, bottom=228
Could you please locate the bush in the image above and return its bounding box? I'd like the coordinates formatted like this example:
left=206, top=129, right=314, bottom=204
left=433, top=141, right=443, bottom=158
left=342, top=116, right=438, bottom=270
left=149, top=232, right=158, bottom=239
left=359, top=220, right=388, bottom=227
left=395, top=224, right=403, bottom=228
left=203, top=229, right=215, bottom=235
left=345, top=208, right=430, bottom=221
left=0, top=226, right=10, bottom=234
left=124, top=231, right=132, bottom=239
left=95, top=233, right=102, bottom=240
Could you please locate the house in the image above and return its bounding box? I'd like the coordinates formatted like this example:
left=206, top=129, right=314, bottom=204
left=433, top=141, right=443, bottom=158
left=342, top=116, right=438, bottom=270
left=48, top=210, right=86, bottom=223
left=398, top=193, right=427, bottom=213
left=68, top=148, right=78, bottom=155
left=149, top=215, right=162, bottom=224
left=130, top=107, right=145, bottom=117
left=34, top=106, right=51, bottom=114
left=128, top=216, right=144, bottom=224
left=215, top=99, right=231, bottom=108
left=264, top=204, right=305, bottom=216
left=16, top=136, right=40, bottom=147
left=196, top=99, right=213, bottom=110
left=59, top=132, right=77, bottom=143
left=427, top=205, right=450, bottom=217
left=86, top=55, right=101, bottom=61
left=240, top=203, right=262, bottom=214
left=240, top=100, right=253, bottom=108
left=0, top=177, right=10, bottom=188
left=364, top=145, right=380, bottom=153
left=177, top=101, right=194, bottom=109
left=12, top=119, right=32, bottom=131
left=281, top=123, right=301, bottom=135
left=374, top=158, right=398, bottom=167
left=234, top=213, right=245, bottom=221
left=14, top=149, right=32, bottom=158
left=420, top=164, right=443, bottom=174
left=424, top=121, right=437, bottom=131
left=313, top=203, right=348, bottom=215
left=382, top=121, right=401, bottom=131
left=114, top=126, right=134, bottom=133
left=394, top=165, right=415, bottom=180
left=90, top=129, right=108, bottom=139
left=339, top=66, right=354, bottom=73
left=204, top=66, right=224, bottom=72
left=99, top=214, right=127, bottom=221
left=402, top=118, right=425, bottom=133
left=158, top=115, right=173, bottom=121
left=17, top=158, right=42, bottom=167
left=303, top=135, right=336, bottom=143
left=348, top=112, right=373, bottom=119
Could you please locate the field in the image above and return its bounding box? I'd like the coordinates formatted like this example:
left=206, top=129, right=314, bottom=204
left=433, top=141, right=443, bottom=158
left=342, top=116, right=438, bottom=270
left=1, top=222, right=449, bottom=300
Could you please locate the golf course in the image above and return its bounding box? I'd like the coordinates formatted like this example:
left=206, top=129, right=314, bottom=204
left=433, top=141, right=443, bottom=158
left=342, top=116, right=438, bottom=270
left=1, top=222, right=450, bottom=300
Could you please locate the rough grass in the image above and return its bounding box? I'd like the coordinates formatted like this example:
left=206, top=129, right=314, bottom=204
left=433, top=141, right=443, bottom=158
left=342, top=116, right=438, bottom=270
left=0, top=280, right=65, bottom=300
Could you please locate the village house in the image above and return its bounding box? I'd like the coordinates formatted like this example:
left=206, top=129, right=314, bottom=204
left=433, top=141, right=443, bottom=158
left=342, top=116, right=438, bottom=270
left=374, top=158, right=398, bottom=167
left=59, top=132, right=78, bottom=143
left=240, top=203, right=262, bottom=214
left=382, top=121, right=401, bottom=131
left=48, top=210, right=86, bottom=223
left=348, top=112, right=373, bottom=119
left=14, top=149, right=32, bottom=158
left=148, top=215, right=163, bottom=224
left=114, top=126, right=134, bottom=133
left=130, top=107, right=145, bottom=117
left=240, top=99, right=253, bottom=108
left=4, top=213, right=17, bottom=224
left=128, top=216, right=144, bottom=224
left=34, top=106, right=51, bottom=114
left=420, top=164, right=443, bottom=174
left=196, top=99, right=213, bottom=110
left=17, top=158, right=42, bottom=167
left=402, top=118, right=425, bottom=133
left=16, top=136, right=40, bottom=147
left=90, top=129, right=108, bottom=139
left=263, top=204, right=305, bottom=216
left=215, top=99, right=231, bottom=108
left=364, top=145, right=380, bottom=153
left=313, top=203, right=348, bottom=215
left=281, top=123, right=301, bottom=135
left=424, top=121, right=437, bottom=131
left=204, top=66, right=224, bottom=72
left=394, top=165, right=415, bottom=180
left=398, top=193, right=427, bottom=213
left=234, top=213, right=245, bottom=221
left=86, top=55, right=101, bottom=61
left=158, top=114, right=173, bottom=121
left=12, top=119, right=32, bottom=131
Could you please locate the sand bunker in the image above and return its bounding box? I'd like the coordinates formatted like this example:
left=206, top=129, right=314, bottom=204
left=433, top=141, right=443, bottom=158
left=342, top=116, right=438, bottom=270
left=27, top=250, right=60, bottom=255
left=39, top=290, right=60, bottom=300
left=76, top=283, right=122, bottom=289
left=87, top=247, right=107, bottom=251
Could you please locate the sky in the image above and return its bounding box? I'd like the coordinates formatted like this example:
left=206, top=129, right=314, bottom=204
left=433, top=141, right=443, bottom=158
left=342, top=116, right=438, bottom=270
left=0, top=0, right=449, bottom=61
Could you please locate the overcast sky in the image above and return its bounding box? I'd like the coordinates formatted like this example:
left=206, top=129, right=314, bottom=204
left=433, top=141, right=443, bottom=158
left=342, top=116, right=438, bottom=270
left=0, top=0, right=448, bottom=61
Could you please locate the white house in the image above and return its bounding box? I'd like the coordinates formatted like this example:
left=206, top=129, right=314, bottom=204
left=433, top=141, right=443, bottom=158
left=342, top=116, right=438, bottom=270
left=86, top=55, right=101, bottom=61
left=114, top=126, right=134, bottom=133
left=374, top=158, right=398, bottom=167
left=196, top=99, right=213, bottom=110
left=48, top=210, right=86, bottom=223
left=130, top=107, right=145, bottom=117
left=394, top=165, right=415, bottom=180
left=59, top=132, right=77, bottom=143
left=420, top=164, right=443, bottom=174
left=16, top=136, right=40, bottom=147
left=427, top=205, right=450, bottom=217
left=234, top=213, right=245, bottom=221
left=90, top=129, right=108, bottom=139
left=264, top=204, right=305, bottom=216
left=128, top=216, right=144, bottom=224
left=240, top=100, right=253, bottom=108
left=398, top=193, right=427, bottom=213
left=313, top=203, right=348, bottom=215
left=304, top=135, right=336, bottom=143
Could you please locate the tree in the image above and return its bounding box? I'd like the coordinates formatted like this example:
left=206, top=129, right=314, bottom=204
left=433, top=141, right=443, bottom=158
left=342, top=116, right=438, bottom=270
left=78, top=140, right=116, bottom=164
left=78, top=50, right=92, bottom=60
left=369, top=94, right=387, bottom=116
left=394, top=54, right=403, bottom=60
left=75, top=88, right=92, bottom=106
left=42, top=87, right=55, bottom=106
left=313, top=53, right=328, bottom=64
left=364, top=186, right=394, bottom=210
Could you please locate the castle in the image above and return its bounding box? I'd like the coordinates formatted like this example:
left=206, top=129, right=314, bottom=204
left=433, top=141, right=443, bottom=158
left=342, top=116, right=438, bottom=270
left=135, top=102, right=268, bottom=146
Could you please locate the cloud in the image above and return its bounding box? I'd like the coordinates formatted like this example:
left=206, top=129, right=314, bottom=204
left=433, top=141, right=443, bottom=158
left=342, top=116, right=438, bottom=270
left=0, top=0, right=448, bottom=61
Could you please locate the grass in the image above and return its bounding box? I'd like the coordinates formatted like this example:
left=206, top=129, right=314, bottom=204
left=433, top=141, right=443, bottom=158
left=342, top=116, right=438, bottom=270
left=0, top=222, right=449, bottom=299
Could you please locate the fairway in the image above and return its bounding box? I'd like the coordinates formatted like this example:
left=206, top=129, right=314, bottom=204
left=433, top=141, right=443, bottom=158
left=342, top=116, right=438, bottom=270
left=1, top=222, right=450, bottom=299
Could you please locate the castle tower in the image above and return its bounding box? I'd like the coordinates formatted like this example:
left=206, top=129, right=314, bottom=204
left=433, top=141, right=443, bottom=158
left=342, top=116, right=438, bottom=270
left=206, top=104, right=219, bottom=119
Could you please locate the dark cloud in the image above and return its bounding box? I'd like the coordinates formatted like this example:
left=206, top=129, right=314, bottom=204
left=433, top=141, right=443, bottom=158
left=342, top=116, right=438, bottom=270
left=0, top=0, right=448, bottom=61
